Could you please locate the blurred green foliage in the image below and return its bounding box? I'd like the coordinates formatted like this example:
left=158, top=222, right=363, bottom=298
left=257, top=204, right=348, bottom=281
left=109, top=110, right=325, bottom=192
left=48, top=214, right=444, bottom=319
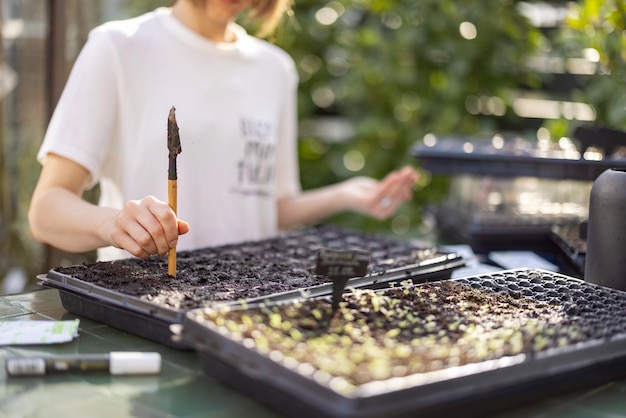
left=273, top=0, right=547, bottom=236
left=561, top=0, right=626, bottom=129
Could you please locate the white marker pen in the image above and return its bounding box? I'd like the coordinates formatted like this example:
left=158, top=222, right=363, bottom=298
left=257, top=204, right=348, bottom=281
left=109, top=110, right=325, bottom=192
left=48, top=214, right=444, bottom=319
left=5, top=352, right=161, bottom=376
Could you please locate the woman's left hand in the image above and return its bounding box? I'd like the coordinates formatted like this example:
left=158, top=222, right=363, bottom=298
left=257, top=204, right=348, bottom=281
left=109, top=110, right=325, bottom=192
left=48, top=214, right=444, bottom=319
left=342, top=165, right=419, bottom=219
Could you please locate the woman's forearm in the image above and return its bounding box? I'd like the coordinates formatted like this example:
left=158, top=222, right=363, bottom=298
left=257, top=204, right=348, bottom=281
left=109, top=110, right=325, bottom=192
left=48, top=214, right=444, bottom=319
left=29, top=186, right=115, bottom=253
left=277, top=183, right=349, bottom=230
left=277, top=166, right=419, bottom=230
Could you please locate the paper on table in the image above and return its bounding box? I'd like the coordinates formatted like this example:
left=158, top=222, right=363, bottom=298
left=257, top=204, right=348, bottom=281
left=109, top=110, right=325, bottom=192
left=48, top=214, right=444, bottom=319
left=488, top=251, right=558, bottom=272
left=0, top=319, right=80, bottom=345
left=442, top=244, right=503, bottom=278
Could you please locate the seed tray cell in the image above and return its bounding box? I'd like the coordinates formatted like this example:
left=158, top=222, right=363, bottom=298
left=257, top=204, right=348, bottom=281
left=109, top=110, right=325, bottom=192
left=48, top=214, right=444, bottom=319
left=38, top=225, right=464, bottom=348
left=181, top=268, right=626, bottom=418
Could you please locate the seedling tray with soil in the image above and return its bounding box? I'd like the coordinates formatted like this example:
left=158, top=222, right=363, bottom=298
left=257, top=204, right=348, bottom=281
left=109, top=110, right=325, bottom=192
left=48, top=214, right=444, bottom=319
left=38, top=225, right=464, bottom=348
left=179, top=268, right=626, bottom=418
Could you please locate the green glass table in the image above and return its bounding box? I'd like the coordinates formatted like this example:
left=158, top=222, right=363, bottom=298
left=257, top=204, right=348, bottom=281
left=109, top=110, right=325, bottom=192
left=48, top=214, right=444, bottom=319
left=1, top=288, right=625, bottom=418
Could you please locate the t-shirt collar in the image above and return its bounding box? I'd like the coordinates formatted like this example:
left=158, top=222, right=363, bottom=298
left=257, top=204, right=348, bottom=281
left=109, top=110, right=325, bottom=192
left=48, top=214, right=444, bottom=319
left=155, top=7, right=256, bottom=57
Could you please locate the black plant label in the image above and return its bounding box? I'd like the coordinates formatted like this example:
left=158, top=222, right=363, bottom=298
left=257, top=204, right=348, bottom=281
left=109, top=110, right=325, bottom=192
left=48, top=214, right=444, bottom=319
left=316, top=248, right=370, bottom=310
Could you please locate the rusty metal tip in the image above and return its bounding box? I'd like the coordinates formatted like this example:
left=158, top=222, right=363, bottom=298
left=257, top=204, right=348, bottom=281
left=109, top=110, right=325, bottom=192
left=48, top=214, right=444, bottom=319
left=167, top=106, right=176, bottom=124
left=168, top=107, right=182, bottom=155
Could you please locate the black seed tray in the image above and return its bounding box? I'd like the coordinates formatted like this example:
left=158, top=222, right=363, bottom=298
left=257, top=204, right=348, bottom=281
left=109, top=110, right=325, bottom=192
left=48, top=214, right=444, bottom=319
left=180, top=268, right=626, bottom=418
left=550, top=224, right=587, bottom=277
left=38, top=225, right=465, bottom=348
left=433, top=204, right=582, bottom=253
left=411, top=135, right=626, bottom=180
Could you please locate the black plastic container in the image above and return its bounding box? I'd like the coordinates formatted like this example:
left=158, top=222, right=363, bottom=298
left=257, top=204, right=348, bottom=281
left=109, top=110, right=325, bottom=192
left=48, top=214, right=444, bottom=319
left=180, top=269, right=626, bottom=418
left=411, top=132, right=626, bottom=180
left=433, top=203, right=581, bottom=253
left=412, top=133, right=598, bottom=252
left=39, top=225, right=465, bottom=348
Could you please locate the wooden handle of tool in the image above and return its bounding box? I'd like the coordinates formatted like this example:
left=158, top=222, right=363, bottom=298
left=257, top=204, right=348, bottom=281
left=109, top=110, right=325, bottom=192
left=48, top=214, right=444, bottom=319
left=168, top=179, right=178, bottom=277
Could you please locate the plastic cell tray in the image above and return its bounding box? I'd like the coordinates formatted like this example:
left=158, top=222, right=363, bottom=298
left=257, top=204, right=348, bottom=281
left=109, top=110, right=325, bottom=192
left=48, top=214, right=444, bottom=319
left=433, top=204, right=581, bottom=253
left=180, top=268, right=626, bottom=418
left=551, top=224, right=587, bottom=259
left=38, top=225, right=465, bottom=348
left=550, top=223, right=587, bottom=276
left=411, top=134, right=626, bottom=180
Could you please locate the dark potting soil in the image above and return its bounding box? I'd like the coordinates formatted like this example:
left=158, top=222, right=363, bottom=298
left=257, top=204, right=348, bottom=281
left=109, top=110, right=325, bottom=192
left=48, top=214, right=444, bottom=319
left=53, top=225, right=444, bottom=310
left=197, top=271, right=626, bottom=390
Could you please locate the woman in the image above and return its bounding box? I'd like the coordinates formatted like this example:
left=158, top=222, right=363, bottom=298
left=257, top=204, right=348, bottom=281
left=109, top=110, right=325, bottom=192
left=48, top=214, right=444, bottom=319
left=28, top=0, right=418, bottom=261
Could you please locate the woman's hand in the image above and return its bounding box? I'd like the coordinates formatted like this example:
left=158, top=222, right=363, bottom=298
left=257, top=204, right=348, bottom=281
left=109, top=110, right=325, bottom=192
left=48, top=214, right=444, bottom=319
left=102, top=196, right=190, bottom=259
left=29, top=153, right=189, bottom=258
left=277, top=165, right=419, bottom=230
left=342, top=165, right=419, bottom=220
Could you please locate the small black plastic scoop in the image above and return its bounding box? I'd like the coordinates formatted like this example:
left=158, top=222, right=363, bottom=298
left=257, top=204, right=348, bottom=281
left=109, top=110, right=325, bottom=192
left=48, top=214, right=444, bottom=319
left=315, top=248, right=370, bottom=311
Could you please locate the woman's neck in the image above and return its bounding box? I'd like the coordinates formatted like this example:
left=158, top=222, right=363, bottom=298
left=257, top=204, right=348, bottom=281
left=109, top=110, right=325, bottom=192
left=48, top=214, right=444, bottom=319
left=171, top=1, right=237, bottom=43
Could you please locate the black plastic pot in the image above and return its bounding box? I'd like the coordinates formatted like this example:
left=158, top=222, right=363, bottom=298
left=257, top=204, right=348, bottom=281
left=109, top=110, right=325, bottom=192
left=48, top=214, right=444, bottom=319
left=585, top=168, right=626, bottom=291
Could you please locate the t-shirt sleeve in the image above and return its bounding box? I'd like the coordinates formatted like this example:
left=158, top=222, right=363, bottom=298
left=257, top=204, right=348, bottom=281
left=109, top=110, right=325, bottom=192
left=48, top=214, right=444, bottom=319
left=37, top=27, right=121, bottom=189
left=274, top=56, right=301, bottom=199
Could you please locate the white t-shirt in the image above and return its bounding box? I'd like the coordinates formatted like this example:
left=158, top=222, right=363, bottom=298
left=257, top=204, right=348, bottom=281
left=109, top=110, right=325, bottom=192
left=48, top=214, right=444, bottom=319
left=38, top=7, right=301, bottom=260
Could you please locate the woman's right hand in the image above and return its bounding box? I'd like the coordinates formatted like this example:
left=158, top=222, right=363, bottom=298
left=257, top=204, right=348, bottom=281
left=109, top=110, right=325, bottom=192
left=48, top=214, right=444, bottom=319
left=103, top=196, right=190, bottom=259
left=29, top=153, right=189, bottom=258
